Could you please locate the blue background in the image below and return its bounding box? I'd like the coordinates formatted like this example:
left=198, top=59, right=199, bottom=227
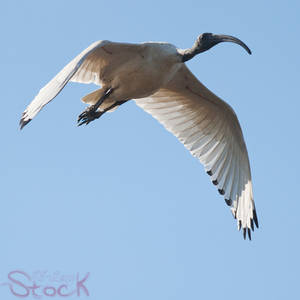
left=1, top=0, right=299, bottom=299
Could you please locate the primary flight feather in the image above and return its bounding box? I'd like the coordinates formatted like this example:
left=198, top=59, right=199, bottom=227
left=20, top=33, right=258, bottom=239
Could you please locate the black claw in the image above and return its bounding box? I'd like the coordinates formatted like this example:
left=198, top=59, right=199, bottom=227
left=78, top=112, right=85, bottom=119
left=238, top=220, right=242, bottom=231
left=77, top=116, right=89, bottom=126
left=212, top=179, right=218, bottom=185
left=77, top=107, right=103, bottom=126
left=207, top=170, right=213, bottom=176
left=243, top=228, right=246, bottom=240
left=78, top=118, right=90, bottom=127
left=218, top=188, right=225, bottom=195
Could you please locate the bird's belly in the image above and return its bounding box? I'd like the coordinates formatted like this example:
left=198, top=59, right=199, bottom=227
left=122, top=71, right=162, bottom=98
left=103, top=58, right=180, bottom=101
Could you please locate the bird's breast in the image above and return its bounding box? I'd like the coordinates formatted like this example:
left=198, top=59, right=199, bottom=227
left=107, top=47, right=181, bottom=100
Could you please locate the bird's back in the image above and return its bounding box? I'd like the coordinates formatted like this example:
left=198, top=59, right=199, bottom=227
left=82, top=41, right=182, bottom=100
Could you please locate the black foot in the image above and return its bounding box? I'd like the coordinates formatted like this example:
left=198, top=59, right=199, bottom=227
left=77, top=106, right=103, bottom=126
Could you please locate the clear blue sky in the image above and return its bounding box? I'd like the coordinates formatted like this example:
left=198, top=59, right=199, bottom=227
left=1, top=0, right=299, bottom=299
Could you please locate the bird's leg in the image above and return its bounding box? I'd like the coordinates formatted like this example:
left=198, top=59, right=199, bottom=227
left=78, top=99, right=126, bottom=127
left=77, top=88, right=113, bottom=126
left=101, top=100, right=127, bottom=115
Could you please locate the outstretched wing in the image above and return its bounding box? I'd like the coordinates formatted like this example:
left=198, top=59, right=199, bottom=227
left=20, top=40, right=140, bottom=129
left=135, top=64, right=258, bottom=239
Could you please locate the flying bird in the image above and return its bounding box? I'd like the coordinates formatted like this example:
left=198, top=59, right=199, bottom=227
left=20, top=33, right=258, bottom=239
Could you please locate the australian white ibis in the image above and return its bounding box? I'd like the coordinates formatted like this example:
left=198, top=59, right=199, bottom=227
left=20, top=33, right=258, bottom=239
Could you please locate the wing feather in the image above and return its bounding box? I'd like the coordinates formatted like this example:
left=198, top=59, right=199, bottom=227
left=20, top=40, right=110, bottom=128
left=20, top=40, right=141, bottom=128
left=135, top=64, right=257, bottom=238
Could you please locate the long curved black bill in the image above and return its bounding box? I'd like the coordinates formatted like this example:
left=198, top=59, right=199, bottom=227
left=212, top=34, right=252, bottom=55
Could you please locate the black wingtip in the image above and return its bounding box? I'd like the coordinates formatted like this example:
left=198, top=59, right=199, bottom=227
left=225, top=199, right=232, bottom=206
left=250, top=219, right=254, bottom=231
left=19, top=117, right=31, bottom=130
left=241, top=227, right=252, bottom=240
left=253, top=209, right=259, bottom=228
left=218, top=189, right=225, bottom=195
left=238, top=220, right=242, bottom=231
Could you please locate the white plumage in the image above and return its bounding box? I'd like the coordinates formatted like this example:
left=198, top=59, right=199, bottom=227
left=20, top=33, right=258, bottom=239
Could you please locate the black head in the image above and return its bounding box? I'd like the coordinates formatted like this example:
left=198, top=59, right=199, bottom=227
left=196, top=32, right=251, bottom=55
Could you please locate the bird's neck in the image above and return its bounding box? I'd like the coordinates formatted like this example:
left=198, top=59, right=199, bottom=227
left=179, top=42, right=200, bottom=62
